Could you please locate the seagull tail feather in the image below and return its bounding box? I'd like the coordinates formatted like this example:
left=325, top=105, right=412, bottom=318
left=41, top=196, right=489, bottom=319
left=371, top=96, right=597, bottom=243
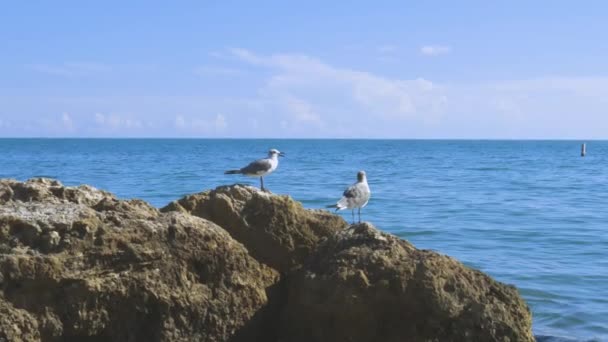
left=224, top=170, right=241, bottom=174
left=326, top=204, right=344, bottom=212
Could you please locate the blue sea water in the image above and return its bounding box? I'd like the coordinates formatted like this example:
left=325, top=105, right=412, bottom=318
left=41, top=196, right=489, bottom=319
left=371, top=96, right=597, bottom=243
left=0, top=138, right=606, bottom=341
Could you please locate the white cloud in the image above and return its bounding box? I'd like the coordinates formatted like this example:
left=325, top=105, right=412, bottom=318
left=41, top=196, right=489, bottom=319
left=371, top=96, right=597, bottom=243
left=61, top=112, right=74, bottom=130
left=282, top=96, right=322, bottom=124
left=175, top=115, right=186, bottom=128
left=218, top=48, right=608, bottom=138
left=420, top=45, right=451, bottom=56
left=214, top=114, right=227, bottom=130
left=94, top=113, right=105, bottom=125
left=7, top=48, right=608, bottom=138
left=174, top=114, right=229, bottom=134
left=124, top=118, right=142, bottom=128
left=229, top=48, right=447, bottom=129
left=228, top=48, right=268, bottom=65
left=107, top=115, right=122, bottom=128
left=93, top=113, right=142, bottom=130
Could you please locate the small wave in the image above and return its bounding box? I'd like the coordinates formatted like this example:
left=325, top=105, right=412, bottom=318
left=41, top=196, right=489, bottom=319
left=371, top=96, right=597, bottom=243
left=31, top=174, right=58, bottom=179
left=467, top=167, right=511, bottom=171
left=400, top=230, right=438, bottom=237
left=535, top=335, right=601, bottom=342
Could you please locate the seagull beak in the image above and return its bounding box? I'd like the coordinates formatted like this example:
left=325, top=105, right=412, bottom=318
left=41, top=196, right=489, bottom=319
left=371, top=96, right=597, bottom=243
left=279, top=152, right=286, bottom=157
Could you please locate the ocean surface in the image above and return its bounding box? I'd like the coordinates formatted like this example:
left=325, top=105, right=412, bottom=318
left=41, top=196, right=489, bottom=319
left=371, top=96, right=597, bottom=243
left=0, top=138, right=606, bottom=341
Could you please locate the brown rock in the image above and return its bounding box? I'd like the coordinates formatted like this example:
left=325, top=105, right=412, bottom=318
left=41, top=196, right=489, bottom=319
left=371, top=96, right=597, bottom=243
left=0, top=179, right=279, bottom=342
left=0, top=300, right=41, bottom=342
left=281, top=223, right=534, bottom=342
left=162, top=184, right=347, bottom=272
left=1, top=178, right=113, bottom=206
left=1, top=179, right=535, bottom=342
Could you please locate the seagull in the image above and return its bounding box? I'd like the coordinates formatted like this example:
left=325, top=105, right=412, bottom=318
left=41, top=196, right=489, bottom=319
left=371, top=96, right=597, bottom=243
left=327, top=170, right=371, bottom=224
left=225, top=149, right=285, bottom=192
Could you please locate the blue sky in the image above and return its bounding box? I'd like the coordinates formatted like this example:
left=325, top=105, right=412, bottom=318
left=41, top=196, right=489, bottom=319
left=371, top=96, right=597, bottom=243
left=1, top=1, right=608, bottom=138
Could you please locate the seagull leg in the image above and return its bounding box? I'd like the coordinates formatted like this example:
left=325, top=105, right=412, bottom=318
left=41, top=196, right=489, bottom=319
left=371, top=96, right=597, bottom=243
left=351, top=210, right=355, bottom=225
left=358, top=207, right=361, bottom=223
left=260, top=177, right=271, bottom=193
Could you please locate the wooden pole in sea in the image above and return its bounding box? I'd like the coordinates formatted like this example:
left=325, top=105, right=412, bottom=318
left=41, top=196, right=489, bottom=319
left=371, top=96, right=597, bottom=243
left=581, top=143, right=586, bottom=157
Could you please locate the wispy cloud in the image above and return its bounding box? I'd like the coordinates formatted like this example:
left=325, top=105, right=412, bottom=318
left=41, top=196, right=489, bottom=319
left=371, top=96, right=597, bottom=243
left=228, top=48, right=269, bottom=66
left=174, top=114, right=228, bottom=134
left=61, top=112, right=74, bottom=131
left=174, top=115, right=186, bottom=129
left=229, top=48, right=446, bottom=126
left=93, top=113, right=143, bottom=129
left=280, top=95, right=322, bottom=125
left=420, top=45, right=451, bottom=56
left=6, top=48, right=608, bottom=138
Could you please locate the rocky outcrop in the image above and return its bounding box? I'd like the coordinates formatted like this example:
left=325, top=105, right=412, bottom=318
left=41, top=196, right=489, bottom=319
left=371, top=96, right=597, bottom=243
left=0, top=179, right=534, bottom=342
left=0, top=179, right=279, bottom=342
left=281, top=223, right=534, bottom=342
left=161, top=185, right=347, bottom=272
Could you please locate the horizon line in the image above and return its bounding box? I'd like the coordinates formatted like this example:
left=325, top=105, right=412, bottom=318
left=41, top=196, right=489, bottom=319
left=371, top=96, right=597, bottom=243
left=0, top=137, right=603, bottom=141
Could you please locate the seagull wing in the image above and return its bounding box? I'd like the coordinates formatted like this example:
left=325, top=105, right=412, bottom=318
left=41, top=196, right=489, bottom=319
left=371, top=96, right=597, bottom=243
left=342, top=184, right=361, bottom=199
left=336, top=183, right=364, bottom=209
left=240, top=158, right=272, bottom=175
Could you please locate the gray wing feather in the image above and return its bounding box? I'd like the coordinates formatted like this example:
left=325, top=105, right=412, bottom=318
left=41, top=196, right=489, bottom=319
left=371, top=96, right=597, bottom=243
left=240, top=158, right=272, bottom=175
left=337, top=183, right=370, bottom=209
left=343, top=184, right=362, bottom=198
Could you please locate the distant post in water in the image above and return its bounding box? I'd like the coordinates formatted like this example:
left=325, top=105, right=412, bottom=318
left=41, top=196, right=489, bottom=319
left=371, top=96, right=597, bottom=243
left=581, top=143, right=586, bottom=157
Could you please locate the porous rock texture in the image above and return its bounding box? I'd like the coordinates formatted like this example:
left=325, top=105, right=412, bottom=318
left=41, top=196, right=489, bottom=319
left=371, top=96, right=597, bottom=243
left=0, top=179, right=278, bottom=342
left=280, top=222, right=534, bottom=342
left=0, top=179, right=534, bottom=342
left=161, top=185, right=348, bottom=273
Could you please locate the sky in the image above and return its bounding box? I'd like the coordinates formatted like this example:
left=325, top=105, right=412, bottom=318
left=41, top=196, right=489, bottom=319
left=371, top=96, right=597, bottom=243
left=1, top=1, right=608, bottom=138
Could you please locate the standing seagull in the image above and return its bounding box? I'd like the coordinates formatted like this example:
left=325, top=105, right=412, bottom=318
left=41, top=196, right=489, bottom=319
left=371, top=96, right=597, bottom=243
left=327, top=171, right=371, bottom=224
left=225, top=149, right=285, bottom=192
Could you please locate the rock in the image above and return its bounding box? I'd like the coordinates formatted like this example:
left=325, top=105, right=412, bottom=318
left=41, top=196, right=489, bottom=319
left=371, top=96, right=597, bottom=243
left=1, top=179, right=534, bottom=342
left=162, top=184, right=347, bottom=272
left=40, top=231, right=60, bottom=252
left=0, top=300, right=41, bottom=342
left=0, top=179, right=279, bottom=342
left=0, top=178, right=113, bottom=206
left=280, top=223, right=534, bottom=342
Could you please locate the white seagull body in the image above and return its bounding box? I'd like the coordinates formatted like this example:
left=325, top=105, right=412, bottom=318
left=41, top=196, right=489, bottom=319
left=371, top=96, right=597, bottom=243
left=225, top=149, right=285, bottom=191
left=328, top=171, right=371, bottom=224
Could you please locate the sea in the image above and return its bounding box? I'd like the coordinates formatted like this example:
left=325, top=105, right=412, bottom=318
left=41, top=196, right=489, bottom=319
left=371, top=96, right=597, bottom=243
left=0, top=138, right=606, bottom=342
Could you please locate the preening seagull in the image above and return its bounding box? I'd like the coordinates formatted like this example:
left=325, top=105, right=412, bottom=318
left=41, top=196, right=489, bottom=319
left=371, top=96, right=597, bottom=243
left=225, top=149, right=285, bottom=192
left=327, top=171, right=371, bottom=224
